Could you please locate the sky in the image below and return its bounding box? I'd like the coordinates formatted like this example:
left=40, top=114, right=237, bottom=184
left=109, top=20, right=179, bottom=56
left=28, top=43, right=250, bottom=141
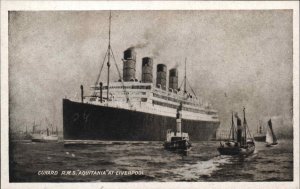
left=8, top=10, right=293, bottom=136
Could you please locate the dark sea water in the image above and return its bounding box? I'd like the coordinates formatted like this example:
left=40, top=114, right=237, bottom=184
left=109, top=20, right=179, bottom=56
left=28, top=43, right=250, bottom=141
left=10, top=140, right=293, bottom=182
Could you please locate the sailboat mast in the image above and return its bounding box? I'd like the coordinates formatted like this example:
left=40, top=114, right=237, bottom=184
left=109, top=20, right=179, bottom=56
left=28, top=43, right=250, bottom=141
left=33, top=120, right=35, bottom=133
left=231, top=112, right=235, bottom=140
left=243, top=107, right=247, bottom=145
left=107, top=11, right=112, bottom=101
left=184, top=58, right=187, bottom=93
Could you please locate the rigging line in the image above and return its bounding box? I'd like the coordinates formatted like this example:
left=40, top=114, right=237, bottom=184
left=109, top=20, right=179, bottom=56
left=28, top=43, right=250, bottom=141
left=246, top=122, right=253, bottom=139
left=179, top=59, right=187, bottom=92
left=179, top=79, right=184, bottom=90
left=93, top=49, right=109, bottom=94
left=228, top=124, right=232, bottom=140
left=110, top=48, right=133, bottom=108
left=186, top=78, right=197, bottom=98
left=229, top=112, right=235, bottom=140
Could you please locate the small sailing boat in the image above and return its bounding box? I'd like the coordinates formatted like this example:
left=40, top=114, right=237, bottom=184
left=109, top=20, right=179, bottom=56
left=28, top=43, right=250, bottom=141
left=253, top=120, right=266, bottom=142
left=217, top=108, right=255, bottom=156
left=164, top=103, right=192, bottom=153
left=265, top=119, right=278, bottom=147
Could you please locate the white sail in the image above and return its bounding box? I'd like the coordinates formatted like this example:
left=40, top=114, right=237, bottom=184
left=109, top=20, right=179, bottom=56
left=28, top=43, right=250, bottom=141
left=266, top=119, right=277, bottom=145
left=265, top=125, right=273, bottom=144
left=270, top=126, right=277, bottom=144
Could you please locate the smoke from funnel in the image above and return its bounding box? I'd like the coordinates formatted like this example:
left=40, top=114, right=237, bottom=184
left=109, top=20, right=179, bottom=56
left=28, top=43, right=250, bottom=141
left=172, top=62, right=180, bottom=69
left=130, top=41, right=149, bottom=49
left=142, top=28, right=168, bottom=59
left=152, top=50, right=160, bottom=58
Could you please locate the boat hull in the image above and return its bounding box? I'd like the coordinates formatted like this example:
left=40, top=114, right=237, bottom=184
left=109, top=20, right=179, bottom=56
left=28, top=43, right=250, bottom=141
left=253, top=135, right=266, bottom=142
left=217, top=141, right=255, bottom=156
left=266, top=142, right=278, bottom=147
left=31, top=134, right=58, bottom=143
left=63, top=99, right=220, bottom=141
left=164, top=140, right=192, bottom=151
left=217, top=146, right=255, bottom=156
left=217, top=146, right=241, bottom=155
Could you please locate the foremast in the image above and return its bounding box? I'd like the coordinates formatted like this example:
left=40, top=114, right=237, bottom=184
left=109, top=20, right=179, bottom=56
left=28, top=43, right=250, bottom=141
left=90, top=11, right=133, bottom=109
left=184, top=58, right=187, bottom=94
left=106, top=11, right=112, bottom=101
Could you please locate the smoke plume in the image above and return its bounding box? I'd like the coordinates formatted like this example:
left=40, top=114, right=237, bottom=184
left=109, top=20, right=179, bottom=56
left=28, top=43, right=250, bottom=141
left=130, top=41, right=149, bottom=49
left=172, top=62, right=180, bottom=69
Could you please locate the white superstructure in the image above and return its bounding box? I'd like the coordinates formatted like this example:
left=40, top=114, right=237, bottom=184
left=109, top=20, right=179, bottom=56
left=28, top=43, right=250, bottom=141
left=79, top=81, right=219, bottom=122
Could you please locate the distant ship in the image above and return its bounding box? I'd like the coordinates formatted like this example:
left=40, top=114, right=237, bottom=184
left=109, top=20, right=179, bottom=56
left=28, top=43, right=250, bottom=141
left=63, top=12, right=220, bottom=141
left=253, top=120, right=266, bottom=142
left=31, top=121, right=58, bottom=143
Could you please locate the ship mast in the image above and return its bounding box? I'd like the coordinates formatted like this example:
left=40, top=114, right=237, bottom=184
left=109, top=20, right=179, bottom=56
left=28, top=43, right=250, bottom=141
left=92, top=11, right=133, bottom=108
left=231, top=111, right=235, bottom=141
left=107, top=11, right=112, bottom=101
left=243, top=107, right=247, bottom=145
left=179, top=58, right=197, bottom=98
left=184, top=58, right=187, bottom=94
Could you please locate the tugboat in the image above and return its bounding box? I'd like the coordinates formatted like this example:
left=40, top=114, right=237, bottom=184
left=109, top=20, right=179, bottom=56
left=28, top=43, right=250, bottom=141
left=265, top=119, right=278, bottom=147
left=217, top=108, right=255, bottom=156
left=253, top=120, right=266, bottom=142
left=164, top=103, right=192, bottom=153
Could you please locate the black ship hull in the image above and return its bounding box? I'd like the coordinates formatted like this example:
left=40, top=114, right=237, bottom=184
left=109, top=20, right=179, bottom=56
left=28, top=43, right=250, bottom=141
left=253, top=135, right=266, bottom=142
left=63, top=99, right=220, bottom=141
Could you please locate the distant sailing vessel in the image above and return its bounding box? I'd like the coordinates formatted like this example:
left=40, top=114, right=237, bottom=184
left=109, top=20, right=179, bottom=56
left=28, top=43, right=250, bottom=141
left=253, top=120, right=266, bottom=142
left=164, top=103, right=192, bottom=152
left=24, top=125, right=32, bottom=140
left=265, top=119, right=278, bottom=147
left=63, top=12, right=220, bottom=141
left=31, top=121, right=58, bottom=143
left=217, top=108, right=255, bottom=156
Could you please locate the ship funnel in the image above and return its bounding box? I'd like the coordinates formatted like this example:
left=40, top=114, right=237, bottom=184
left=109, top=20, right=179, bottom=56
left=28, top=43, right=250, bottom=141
left=169, top=68, right=178, bottom=91
left=176, top=104, right=182, bottom=135
left=142, top=57, right=153, bottom=83
left=123, top=47, right=136, bottom=81
left=156, top=64, right=167, bottom=90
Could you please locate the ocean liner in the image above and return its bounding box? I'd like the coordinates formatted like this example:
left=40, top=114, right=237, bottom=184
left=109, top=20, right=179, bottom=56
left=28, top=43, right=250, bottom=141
left=63, top=12, right=220, bottom=141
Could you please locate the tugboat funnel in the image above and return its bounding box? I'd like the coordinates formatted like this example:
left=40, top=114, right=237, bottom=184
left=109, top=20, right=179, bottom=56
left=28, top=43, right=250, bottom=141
left=176, top=118, right=181, bottom=135
left=176, top=104, right=182, bottom=135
